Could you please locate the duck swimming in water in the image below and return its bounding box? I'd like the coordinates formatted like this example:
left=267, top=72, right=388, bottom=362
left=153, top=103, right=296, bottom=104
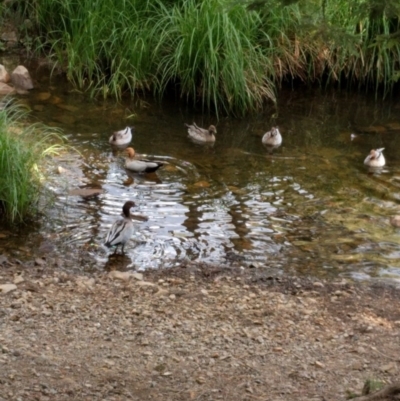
left=364, top=148, right=385, bottom=167
left=124, top=147, right=165, bottom=173
left=104, top=201, right=136, bottom=254
left=185, top=122, right=217, bottom=143
left=109, top=126, right=133, bottom=146
left=262, top=126, right=282, bottom=147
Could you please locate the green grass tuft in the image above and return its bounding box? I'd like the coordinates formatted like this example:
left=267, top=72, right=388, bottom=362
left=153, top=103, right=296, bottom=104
left=7, top=0, right=400, bottom=115
left=0, top=100, right=65, bottom=224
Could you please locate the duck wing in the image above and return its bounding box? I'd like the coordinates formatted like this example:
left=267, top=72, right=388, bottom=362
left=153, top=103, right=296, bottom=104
left=104, top=218, right=133, bottom=247
left=125, top=158, right=164, bottom=173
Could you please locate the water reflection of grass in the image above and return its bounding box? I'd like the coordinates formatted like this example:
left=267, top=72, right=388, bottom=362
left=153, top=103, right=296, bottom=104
left=0, top=101, right=65, bottom=224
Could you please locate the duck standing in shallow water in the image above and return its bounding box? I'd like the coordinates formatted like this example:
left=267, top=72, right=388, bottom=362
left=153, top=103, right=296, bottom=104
left=104, top=201, right=137, bottom=254
left=262, top=126, right=282, bottom=147
left=364, top=148, right=385, bottom=167
left=109, top=126, right=133, bottom=146
left=185, top=122, right=217, bottom=143
left=124, top=147, right=165, bottom=173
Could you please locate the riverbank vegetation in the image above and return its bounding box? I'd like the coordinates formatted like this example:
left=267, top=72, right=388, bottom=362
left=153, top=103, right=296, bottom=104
left=0, top=101, right=64, bottom=224
left=4, top=0, right=400, bottom=115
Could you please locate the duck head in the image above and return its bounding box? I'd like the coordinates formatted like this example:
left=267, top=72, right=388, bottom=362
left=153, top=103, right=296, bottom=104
left=208, top=125, right=217, bottom=135
left=126, top=147, right=136, bottom=159
left=369, top=148, right=384, bottom=160
left=271, top=127, right=279, bottom=137
left=122, top=200, right=136, bottom=218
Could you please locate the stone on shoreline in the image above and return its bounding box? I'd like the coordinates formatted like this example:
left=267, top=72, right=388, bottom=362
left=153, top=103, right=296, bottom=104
left=11, top=65, right=34, bottom=92
left=0, top=64, right=11, bottom=83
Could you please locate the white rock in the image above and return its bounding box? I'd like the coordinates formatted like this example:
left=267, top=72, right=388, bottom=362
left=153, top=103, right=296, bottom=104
left=11, top=65, right=34, bottom=91
left=13, top=275, right=24, bottom=284
left=76, top=277, right=95, bottom=288
left=0, top=283, right=17, bottom=294
left=0, top=65, right=10, bottom=83
left=136, top=281, right=156, bottom=287
left=108, top=271, right=132, bottom=281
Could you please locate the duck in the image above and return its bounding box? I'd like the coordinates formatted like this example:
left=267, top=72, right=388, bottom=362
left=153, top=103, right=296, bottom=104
left=124, top=147, right=165, bottom=173
left=109, top=126, right=133, bottom=146
left=185, top=122, right=217, bottom=143
left=104, top=201, right=136, bottom=254
left=364, top=148, right=385, bottom=167
left=262, top=126, right=282, bottom=147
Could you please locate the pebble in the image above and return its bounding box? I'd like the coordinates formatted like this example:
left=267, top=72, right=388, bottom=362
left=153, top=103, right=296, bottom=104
left=0, top=284, right=17, bottom=294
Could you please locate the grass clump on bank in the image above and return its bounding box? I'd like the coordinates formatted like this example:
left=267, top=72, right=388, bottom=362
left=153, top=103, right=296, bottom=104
left=8, top=0, right=400, bottom=115
left=0, top=101, right=64, bottom=224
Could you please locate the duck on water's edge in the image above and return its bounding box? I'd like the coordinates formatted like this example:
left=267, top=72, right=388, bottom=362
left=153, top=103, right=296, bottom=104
left=104, top=201, right=148, bottom=255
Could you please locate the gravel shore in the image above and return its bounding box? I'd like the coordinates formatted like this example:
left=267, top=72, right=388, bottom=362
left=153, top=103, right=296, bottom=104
left=1, top=259, right=399, bottom=401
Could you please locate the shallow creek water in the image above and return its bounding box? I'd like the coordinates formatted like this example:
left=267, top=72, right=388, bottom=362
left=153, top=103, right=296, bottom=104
left=3, top=71, right=400, bottom=282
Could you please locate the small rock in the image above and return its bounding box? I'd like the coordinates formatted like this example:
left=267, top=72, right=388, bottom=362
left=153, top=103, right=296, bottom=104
left=68, top=188, right=104, bottom=198
left=380, top=362, right=397, bottom=373
left=35, top=258, right=46, bottom=266
left=0, top=284, right=17, bottom=294
left=108, top=271, right=132, bottom=281
left=0, top=65, right=10, bottom=83
left=155, top=289, right=169, bottom=297
left=390, top=216, right=400, bottom=228
left=76, top=277, right=95, bottom=288
left=57, top=166, right=69, bottom=174
left=56, top=103, right=79, bottom=112
left=314, top=361, right=325, bottom=368
left=136, top=281, right=156, bottom=287
left=13, top=275, right=24, bottom=284
left=11, top=65, right=34, bottom=91
left=36, top=92, right=51, bottom=101
left=0, top=82, right=15, bottom=95
left=132, top=272, right=143, bottom=281
left=1, top=30, right=18, bottom=47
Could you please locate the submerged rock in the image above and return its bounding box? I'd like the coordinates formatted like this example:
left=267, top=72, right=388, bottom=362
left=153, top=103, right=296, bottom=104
left=11, top=65, right=34, bottom=92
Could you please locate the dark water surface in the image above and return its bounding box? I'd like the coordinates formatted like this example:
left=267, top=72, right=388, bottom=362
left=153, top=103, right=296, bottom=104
left=3, top=69, right=400, bottom=283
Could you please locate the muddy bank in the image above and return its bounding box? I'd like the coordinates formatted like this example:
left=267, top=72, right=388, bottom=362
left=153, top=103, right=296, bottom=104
left=0, top=259, right=400, bottom=400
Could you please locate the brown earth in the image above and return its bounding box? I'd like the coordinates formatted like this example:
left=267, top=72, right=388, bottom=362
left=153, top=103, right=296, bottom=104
left=1, top=258, right=400, bottom=401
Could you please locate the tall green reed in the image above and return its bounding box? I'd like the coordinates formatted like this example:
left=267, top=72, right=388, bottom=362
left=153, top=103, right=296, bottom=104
left=10, top=0, right=400, bottom=114
left=0, top=100, right=65, bottom=224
